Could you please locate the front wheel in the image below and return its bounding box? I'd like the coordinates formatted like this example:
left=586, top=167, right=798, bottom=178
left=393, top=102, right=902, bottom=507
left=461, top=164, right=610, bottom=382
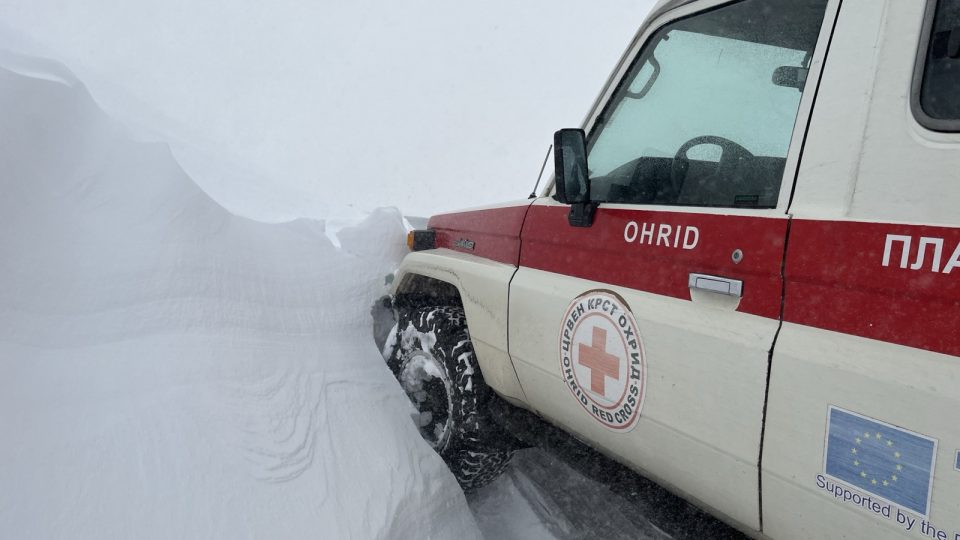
left=384, top=305, right=515, bottom=491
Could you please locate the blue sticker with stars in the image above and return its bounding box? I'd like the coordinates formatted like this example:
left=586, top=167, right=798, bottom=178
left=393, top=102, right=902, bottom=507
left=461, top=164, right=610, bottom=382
left=825, top=406, right=937, bottom=517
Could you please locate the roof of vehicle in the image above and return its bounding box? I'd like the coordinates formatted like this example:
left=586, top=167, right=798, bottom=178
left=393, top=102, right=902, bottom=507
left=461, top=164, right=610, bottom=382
left=646, top=0, right=827, bottom=51
left=649, top=0, right=694, bottom=21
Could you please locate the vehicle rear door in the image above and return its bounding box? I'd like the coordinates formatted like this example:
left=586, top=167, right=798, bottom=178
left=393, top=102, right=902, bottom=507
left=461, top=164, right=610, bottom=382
left=507, top=0, right=837, bottom=530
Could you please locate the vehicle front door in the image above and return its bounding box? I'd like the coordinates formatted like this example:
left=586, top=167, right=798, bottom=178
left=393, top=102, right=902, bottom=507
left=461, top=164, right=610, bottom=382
left=508, top=0, right=835, bottom=530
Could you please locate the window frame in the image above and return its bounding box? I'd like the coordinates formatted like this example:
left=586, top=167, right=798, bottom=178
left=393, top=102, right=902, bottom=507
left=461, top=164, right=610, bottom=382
left=911, top=0, right=960, bottom=133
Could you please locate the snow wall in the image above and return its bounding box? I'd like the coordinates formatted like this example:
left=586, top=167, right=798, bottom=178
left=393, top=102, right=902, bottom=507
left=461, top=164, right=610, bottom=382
left=0, top=51, right=482, bottom=539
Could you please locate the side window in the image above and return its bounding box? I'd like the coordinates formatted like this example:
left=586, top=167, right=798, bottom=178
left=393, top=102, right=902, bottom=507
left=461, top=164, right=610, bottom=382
left=587, top=0, right=828, bottom=208
left=914, top=0, right=960, bottom=130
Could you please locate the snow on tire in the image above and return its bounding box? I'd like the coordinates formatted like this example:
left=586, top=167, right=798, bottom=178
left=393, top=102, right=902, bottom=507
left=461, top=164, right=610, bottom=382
left=384, top=305, right=515, bottom=492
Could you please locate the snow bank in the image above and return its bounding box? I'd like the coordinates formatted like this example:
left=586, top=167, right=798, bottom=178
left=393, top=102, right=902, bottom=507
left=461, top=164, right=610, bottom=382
left=0, top=51, right=481, bottom=540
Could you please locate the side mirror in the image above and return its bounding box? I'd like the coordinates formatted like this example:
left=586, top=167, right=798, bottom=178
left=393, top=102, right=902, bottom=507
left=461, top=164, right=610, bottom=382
left=553, top=128, right=596, bottom=227
left=933, top=27, right=960, bottom=58
left=772, top=66, right=808, bottom=92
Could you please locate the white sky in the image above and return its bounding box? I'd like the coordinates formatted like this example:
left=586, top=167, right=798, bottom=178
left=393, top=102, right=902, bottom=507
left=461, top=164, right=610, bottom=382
left=0, top=0, right=656, bottom=221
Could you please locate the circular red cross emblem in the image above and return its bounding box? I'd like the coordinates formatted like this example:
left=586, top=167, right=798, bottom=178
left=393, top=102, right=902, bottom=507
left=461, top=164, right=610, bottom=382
left=558, top=291, right=646, bottom=431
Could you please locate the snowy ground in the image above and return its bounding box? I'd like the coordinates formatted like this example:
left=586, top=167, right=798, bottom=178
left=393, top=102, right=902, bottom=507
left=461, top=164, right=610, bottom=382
left=471, top=432, right=750, bottom=540
left=471, top=449, right=674, bottom=540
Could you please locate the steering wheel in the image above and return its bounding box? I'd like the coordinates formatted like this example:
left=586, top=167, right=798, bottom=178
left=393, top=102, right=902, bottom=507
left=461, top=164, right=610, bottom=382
left=669, top=135, right=753, bottom=201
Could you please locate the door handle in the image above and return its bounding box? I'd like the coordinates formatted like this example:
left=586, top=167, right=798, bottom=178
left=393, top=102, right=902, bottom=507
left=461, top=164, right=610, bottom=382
left=688, top=273, right=743, bottom=298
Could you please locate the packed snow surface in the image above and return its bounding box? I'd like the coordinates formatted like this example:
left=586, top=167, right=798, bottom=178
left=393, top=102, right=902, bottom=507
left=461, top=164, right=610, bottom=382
left=0, top=53, right=481, bottom=539
left=472, top=449, right=673, bottom=540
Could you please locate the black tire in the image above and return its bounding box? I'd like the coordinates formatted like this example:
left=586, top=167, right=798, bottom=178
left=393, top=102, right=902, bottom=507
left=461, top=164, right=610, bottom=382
left=384, top=305, right=515, bottom=491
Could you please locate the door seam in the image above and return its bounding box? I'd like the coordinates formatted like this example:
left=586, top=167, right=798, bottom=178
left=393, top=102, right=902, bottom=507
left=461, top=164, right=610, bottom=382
left=760, top=0, right=843, bottom=530
left=504, top=198, right=540, bottom=407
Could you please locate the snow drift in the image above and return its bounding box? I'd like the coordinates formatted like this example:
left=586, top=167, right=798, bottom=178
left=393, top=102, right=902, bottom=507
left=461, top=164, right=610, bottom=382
left=0, top=51, right=481, bottom=539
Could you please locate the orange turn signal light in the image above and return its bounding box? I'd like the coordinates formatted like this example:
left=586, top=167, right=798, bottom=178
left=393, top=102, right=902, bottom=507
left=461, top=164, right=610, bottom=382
left=407, top=230, right=437, bottom=251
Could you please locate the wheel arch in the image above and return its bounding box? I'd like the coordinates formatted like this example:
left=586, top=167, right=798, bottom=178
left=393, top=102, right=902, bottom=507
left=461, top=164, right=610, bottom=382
left=390, top=250, right=530, bottom=405
left=393, top=273, right=463, bottom=310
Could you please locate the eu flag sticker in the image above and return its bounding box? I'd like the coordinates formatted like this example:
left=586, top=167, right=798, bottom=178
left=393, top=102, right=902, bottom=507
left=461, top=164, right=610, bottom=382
left=825, top=406, right=938, bottom=517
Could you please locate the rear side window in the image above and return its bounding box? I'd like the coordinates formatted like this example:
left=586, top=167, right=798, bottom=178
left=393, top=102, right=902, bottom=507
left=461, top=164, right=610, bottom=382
left=914, top=0, right=960, bottom=131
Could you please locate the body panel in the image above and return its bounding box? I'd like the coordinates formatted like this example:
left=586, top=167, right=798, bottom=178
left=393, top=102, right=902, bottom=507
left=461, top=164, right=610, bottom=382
left=519, top=203, right=788, bottom=319
left=428, top=201, right=531, bottom=266
left=763, top=326, right=960, bottom=540
left=510, top=266, right=774, bottom=531
left=765, top=0, right=960, bottom=537
left=392, top=249, right=527, bottom=402
left=510, top=191, right=792, bottom=529
left=784, top=219, right=960, bottom=357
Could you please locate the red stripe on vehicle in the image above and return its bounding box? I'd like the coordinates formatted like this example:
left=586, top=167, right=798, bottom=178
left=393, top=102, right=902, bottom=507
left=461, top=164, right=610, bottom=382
left=428, top=203, right=531, bottom=266
left=519, top=205, right=787, bottom=319
left=784, top=219, right=960, bottom=357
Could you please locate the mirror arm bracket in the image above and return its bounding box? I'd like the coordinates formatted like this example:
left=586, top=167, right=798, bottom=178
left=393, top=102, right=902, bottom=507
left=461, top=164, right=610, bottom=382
left=568, top=202, right=598, bottom=228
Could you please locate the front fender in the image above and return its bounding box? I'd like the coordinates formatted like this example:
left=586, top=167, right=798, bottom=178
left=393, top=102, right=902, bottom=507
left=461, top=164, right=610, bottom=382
left=391, top=249, right=529, bottom=405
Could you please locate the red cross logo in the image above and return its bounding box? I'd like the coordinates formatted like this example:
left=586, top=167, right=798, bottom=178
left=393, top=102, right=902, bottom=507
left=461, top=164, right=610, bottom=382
left=578, top=326, right=621, bottom=397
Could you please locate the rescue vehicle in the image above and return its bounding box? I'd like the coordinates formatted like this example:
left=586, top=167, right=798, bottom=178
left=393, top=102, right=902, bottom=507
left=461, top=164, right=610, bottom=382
left=374, top=0, right=960, bottom=537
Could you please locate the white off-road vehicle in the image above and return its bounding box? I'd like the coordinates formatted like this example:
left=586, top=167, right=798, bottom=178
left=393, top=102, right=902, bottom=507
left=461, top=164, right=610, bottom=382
left=375, top=0, right=960, bottom=537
